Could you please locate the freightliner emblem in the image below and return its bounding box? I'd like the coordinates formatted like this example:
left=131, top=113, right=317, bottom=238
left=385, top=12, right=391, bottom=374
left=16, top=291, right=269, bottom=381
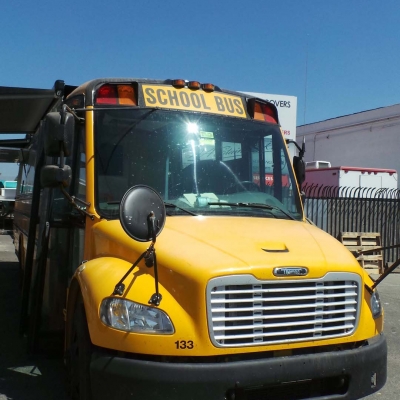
left=273, top=267, right=308, bottom=277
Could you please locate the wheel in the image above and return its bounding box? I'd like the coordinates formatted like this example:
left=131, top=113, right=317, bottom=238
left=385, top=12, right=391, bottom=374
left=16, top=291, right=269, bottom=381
left=225, top=181, right=260, bottom=194
left=66, top=296, right=93, bottom=400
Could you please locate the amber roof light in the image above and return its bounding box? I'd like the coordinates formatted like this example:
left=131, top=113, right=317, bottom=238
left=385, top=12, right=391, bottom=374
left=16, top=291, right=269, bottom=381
left=201, top=83, right=215, bottom=92
left=188, top=81, right=201, bottom=90
left=172, top=79, right=186, bottom=88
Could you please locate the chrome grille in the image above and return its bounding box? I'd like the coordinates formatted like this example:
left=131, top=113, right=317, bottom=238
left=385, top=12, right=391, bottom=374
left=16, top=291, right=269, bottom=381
left=207, top=273, right=361, bottom=347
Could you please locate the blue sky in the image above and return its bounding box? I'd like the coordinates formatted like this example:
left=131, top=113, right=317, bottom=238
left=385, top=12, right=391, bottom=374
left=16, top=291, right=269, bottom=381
left=1, top=0, right=399, bottom=179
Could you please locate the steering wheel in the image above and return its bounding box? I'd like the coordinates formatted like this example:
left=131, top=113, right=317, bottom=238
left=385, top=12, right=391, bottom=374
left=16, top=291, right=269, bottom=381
left=225, top=181, right=260, bottom=194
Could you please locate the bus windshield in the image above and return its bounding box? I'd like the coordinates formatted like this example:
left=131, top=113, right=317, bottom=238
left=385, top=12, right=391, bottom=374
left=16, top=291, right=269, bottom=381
left=94, top=109, right=303, bottom=220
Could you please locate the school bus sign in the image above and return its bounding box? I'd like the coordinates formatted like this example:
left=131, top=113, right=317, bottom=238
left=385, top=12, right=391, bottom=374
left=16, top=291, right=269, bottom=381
left=142, top=84, right=247, bottom=118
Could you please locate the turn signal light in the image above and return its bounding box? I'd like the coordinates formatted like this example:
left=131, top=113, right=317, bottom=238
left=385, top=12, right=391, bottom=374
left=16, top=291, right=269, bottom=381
left=117, top=85, right=136, bottom=105
left=250, top=100, right=278, bottom=124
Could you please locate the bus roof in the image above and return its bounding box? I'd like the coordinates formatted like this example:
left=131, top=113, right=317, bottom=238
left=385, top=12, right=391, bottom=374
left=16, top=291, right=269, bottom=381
left=0, top=80, right=65, bottom=134
left=0, top=148, right=20, bottom=163
left=0, top=78, right=281, bottom=136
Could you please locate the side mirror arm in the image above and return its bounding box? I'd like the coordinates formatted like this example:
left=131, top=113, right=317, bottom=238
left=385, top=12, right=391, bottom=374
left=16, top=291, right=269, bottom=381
left=286, top=137, right=306, bottom=160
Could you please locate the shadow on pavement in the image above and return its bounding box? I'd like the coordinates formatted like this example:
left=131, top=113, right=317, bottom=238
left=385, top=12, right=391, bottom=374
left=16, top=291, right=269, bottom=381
left=0, top=242, right=69, bottom=399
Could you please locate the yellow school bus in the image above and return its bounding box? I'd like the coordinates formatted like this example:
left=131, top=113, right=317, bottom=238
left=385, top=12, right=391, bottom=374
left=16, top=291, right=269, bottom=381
left=1, top=78, right=386, bottom=400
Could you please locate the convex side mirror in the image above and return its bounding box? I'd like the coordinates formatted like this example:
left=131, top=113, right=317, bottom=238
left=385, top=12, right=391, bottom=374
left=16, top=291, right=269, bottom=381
left=286, top=138, right=306, bottom=188
left=41, top=165, right=72, bottom=188
left=293, top=156, right=305, bottom=187
left=43, top=107, right=74, bottom=157
left=40, top=105, right=74, bottom=188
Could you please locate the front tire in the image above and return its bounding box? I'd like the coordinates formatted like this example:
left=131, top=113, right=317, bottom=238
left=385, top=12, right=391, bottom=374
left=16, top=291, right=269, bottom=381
left=66, top=296, right=92, bottom=400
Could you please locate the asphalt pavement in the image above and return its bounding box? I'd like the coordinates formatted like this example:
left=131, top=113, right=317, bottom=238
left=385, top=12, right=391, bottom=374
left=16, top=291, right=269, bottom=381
left=0, top=232, right=68, bottom=400
left=0, top=231, right=399, bottom=400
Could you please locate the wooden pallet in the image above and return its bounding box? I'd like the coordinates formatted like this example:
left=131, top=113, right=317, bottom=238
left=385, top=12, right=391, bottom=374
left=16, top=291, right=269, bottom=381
left=338, top=232, right=384, bottom=274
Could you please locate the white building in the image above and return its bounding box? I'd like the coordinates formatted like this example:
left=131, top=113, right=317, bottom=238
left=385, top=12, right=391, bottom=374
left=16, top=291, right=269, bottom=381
left=297, top=104, right=400, bottom=187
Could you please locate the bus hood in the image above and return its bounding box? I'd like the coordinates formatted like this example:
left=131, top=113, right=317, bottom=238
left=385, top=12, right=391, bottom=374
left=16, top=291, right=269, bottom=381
left=92, top=217, right=361, bottom=281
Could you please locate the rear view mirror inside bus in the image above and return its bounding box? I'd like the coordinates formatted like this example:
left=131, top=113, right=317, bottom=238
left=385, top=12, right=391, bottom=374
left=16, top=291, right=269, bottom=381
left=43, top=109, right=74, bottom=157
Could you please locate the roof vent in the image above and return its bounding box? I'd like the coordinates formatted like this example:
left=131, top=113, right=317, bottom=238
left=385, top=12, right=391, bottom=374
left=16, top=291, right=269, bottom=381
left=305, top=161, right=331, bottom=169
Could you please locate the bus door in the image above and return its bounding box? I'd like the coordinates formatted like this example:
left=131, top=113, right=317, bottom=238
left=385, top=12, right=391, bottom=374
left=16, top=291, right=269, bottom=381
left=21, top=113, right=86, bottom=353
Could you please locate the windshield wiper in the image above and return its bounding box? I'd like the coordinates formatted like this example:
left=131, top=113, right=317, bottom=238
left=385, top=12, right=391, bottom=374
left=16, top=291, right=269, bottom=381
left=164, top=202, right=198, bottom=216
left=207, top=202, right=296, bottom=220
left=106, top=200, right=198, bottom=216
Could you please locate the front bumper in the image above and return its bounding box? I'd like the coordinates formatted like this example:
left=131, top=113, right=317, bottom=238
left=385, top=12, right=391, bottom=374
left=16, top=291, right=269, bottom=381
left=90, top=334, right=387, bottom=400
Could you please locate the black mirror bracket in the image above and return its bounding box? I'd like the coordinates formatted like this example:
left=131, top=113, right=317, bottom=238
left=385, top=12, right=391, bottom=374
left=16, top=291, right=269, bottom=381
left=112, top=251, right=147, bottom=296
left=60, top=186, right=95, bottom=220
left=112, top=224, right=163, bottom=306
left=64, top=104, right=85, bottom=124
left=145, top=240, right=162, bottom=306
left=286, top=138, right=305, bottom=160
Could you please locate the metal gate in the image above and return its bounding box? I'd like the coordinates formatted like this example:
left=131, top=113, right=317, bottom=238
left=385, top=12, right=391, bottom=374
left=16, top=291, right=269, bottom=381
left=303, top=185, right=400, bottom=265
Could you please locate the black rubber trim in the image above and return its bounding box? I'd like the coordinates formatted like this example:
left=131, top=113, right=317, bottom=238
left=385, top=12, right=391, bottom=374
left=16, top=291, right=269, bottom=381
left=90, top=334, right=387, bottom=400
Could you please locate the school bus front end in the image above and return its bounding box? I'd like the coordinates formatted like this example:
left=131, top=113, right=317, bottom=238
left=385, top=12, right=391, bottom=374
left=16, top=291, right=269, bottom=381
left=62, top=79, right=386, bottom=400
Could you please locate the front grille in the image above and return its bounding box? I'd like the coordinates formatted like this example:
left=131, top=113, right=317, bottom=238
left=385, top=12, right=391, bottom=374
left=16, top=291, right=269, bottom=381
left=207, top=273, right=361, bottom=347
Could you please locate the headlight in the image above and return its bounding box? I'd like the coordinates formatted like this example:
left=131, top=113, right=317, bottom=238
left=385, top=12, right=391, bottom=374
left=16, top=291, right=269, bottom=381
left=100, top=297, right=174, bottom=334
left=370, top=290, right=382, bottom=319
